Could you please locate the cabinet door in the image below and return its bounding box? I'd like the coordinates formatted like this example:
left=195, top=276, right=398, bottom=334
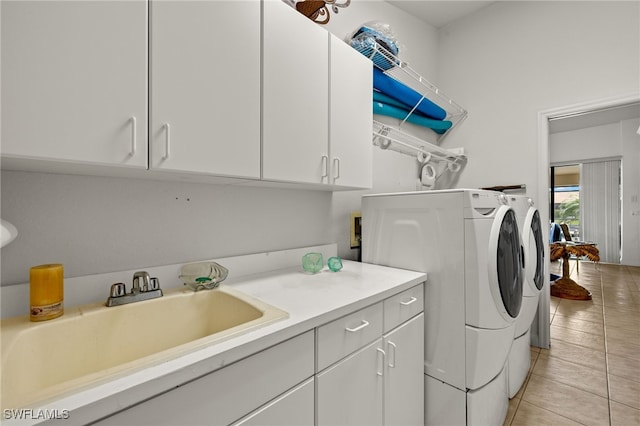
left=1, top=1, right=147, bottom=169
left=150, top=1, right=260, bottom=178
left=95, top=331, right=314, bottom=426
left=316, top=339, right=384, bottom=426
left=329, top=34, right=373, bottom=189
left=384, top=313, right=424, bottom=426
left=232, top=378, right=314, bottom=426
left=262, top=0, right=329, bottom=185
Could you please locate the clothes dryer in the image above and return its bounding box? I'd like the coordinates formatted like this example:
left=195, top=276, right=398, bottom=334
left=362, top=189, right=523, bottom=426
left=506, top=195, right=545, bottom=398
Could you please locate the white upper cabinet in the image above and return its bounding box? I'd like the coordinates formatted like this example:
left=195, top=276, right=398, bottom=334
left=262, top=0, right=372, bottom=189
left=329, top=34, right=373, bottom=189
left=1, top=1, right=148, bottom=169
left=149, top=1, right=261, bottom=179
left=262, top=0, right=329, bottom=185
left=2, top=0, right=371, bottom=190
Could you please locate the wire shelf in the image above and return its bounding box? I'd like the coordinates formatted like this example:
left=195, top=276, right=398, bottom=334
left=356, top=34, right=468, bottom=145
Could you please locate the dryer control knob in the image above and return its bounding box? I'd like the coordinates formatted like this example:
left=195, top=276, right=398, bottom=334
left=499, top=194, right=508, bottom=204
left=528, top=198, right=534, bottom=206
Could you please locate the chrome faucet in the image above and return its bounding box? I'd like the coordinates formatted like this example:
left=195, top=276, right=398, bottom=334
left=106, top=271, right=163, bottom=307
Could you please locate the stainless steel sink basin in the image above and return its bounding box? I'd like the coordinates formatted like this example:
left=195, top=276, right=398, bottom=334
left=1, top=285, right=287, bottom=409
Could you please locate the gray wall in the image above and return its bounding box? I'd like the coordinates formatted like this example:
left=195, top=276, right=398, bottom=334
left=0, top=171, right=333, bottom=285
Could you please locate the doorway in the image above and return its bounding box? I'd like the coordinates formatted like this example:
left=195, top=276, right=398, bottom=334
left=550, top=161, right=622, bottom=263
left=535, top=93, right=640, bottom=349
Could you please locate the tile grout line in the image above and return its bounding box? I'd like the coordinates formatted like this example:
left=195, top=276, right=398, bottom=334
left=599, top=263, right=613, bottom=426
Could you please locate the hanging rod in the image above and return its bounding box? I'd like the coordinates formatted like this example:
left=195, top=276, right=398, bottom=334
left=373, top=121, right=467, bottom=172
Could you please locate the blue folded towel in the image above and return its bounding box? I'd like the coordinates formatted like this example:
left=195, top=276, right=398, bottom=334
left=373, top=101, right=452, bottom=134
left=373, top=68, right=447, bottom=121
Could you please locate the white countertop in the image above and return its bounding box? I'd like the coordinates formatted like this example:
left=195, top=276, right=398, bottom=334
left=4, top=259, right=426, bottom=425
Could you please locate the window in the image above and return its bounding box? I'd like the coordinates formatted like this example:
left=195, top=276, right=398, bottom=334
left=551, top=165, right=580, bottom=240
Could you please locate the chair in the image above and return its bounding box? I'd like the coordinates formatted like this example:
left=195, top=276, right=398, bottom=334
left=549, top=222, right=562, bottom=243
left=559, top=223, right=573, bottom=242
left=559, top=223, right=597, bottom=273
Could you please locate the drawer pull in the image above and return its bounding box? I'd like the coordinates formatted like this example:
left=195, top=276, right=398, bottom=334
left=345, top=320, right=369, bottom=333
left=400, top=296, right=418, bottom=306
left=376, top=348, right=386, bottom=376
left=387, top=341, right=397, bottom=368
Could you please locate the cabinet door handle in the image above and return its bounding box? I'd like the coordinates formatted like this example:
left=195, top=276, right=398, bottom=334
left=345, top=320, right=369, bottom=333
left=321, top=155, right=328, bottom=179
left=128, top=116, right=137, bottom=157
left=333, top=157, right=340, bottom=180
left=376, top=348, right=386, bottom=376
left=163, top=123, right=171, bottom=161
left=387, top=341, right=397, bottom=368
left=400, top=297, right=417, bottom=306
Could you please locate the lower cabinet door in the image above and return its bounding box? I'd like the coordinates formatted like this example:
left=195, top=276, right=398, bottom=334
left=316, top=338, right=384, bottom=426
left=384, top=313, right=425, bottom=426
left=93, top=331, right=314, bottom=426
left=232, top=378, right=314, bottom=426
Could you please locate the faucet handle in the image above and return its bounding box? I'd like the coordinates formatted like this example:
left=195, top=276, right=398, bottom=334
left=110, top=282, right=126, bottom=298
left=149, top=277, right=160, bottom=291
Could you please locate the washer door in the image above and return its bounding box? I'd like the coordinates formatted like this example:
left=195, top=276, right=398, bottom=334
left=490, top=206, right=523, bottom=319
left=524, top=208, right=545, bottom=292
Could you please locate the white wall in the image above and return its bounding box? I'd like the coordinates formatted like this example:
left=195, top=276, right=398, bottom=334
left=621, top=118, right=640, bottom=266
left=550, top=117, right=640, bottom=266
left=436, top=1, right=640, bottom=199
left=0, top=1, right=437, bottom=285
left=550, top=123, right=623, bottom=165
left=325, top=0, right=442, bottom=259
left=324, top=0, right=439, bottom=78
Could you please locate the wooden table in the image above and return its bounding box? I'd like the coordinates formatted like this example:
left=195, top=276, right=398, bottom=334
left=549, top=242, right=599, bottom=300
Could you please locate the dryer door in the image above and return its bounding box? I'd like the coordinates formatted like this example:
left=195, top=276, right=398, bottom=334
left=490, top=206, right=523, bottom=320
left=524, top=208, right=545, bottom=293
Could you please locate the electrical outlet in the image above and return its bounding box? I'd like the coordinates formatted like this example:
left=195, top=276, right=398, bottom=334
left=350, top=212, right=362, bottom=249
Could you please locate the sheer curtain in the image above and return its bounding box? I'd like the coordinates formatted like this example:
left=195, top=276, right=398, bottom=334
left=580, top=160, right=621, bottom=263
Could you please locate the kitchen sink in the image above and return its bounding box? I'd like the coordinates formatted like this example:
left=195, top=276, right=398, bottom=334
left=1, top=285, right=288, bottom=410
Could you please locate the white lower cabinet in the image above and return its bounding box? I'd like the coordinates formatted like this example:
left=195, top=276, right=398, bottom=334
left=94, top=331, right=314, bottom=426
left=317, top=338, right=385, bottom=426
left=316, top=284, right=425, bottom=426
left=232, top=378, right=314, bottom=426
left=384, top=313, right=425, bottom=426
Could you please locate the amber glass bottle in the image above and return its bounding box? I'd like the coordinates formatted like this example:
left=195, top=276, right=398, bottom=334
left=30, top=264, right=64, bottom=321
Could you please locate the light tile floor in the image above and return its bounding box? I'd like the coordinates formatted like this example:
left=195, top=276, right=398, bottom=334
left=504, top=260, right=640, bottom=426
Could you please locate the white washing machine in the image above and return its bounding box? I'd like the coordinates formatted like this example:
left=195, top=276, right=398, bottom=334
left=506, top=195, right=545, bottom=398
left=362, top=189, right=523, bottom=426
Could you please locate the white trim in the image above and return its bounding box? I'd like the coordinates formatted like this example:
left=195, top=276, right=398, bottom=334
left=535, top=92, right=640, bottom=349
